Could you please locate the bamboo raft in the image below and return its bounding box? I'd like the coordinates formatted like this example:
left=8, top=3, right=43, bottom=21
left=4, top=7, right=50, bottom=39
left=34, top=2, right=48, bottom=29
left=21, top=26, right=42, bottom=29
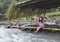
left=7, top=26, right=60, bottom=31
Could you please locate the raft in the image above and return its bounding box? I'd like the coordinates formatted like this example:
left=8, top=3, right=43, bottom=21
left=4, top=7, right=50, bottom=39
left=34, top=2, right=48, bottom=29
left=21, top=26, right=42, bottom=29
left=7, top=26, right=60, bottom=31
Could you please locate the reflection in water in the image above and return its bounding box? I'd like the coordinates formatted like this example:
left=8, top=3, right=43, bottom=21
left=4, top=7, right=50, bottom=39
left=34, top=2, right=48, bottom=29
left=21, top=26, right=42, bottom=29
left=0, top=25, right=60, bottom=42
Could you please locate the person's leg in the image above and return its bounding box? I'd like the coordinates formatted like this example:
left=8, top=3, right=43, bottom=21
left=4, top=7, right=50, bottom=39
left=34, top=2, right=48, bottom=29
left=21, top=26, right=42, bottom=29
left=39, top=28, right=43, bottom=32
left=35, top=27, right=40, bottom=33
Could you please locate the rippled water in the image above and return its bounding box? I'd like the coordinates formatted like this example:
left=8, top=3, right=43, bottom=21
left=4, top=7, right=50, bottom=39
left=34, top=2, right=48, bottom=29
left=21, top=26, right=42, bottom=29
left=0, top=25, right=60, bottom=42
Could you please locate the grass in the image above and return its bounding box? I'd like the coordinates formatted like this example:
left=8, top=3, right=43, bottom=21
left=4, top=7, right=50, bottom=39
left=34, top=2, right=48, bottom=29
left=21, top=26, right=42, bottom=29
left=41, top=11, right=60, bottom=18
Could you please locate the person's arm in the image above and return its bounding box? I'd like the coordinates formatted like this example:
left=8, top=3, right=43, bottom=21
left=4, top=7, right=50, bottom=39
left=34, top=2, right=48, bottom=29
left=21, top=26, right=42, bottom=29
left=43, top=17, right=48, bottom=22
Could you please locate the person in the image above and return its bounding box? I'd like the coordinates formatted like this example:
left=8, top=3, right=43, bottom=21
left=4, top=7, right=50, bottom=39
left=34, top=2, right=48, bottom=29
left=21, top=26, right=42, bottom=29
left=35, top=17, right=47, bottom=33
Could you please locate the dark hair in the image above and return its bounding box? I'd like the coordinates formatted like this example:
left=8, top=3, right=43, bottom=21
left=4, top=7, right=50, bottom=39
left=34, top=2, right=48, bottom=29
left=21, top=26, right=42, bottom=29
left=39, top=16, right=43, bottom=22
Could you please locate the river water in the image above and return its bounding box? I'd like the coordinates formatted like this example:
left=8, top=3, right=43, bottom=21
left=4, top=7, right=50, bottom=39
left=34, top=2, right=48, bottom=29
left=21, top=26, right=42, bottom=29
left=0, top=25, right=60, bottom=42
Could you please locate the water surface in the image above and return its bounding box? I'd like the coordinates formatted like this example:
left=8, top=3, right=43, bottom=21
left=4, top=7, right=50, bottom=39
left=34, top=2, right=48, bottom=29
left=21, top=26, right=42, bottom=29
left=0, top=25, right=60, bottom=42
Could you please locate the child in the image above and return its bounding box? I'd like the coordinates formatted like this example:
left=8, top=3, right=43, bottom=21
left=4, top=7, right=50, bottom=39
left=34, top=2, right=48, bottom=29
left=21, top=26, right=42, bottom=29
left=35, top=17, right=47, bottom=33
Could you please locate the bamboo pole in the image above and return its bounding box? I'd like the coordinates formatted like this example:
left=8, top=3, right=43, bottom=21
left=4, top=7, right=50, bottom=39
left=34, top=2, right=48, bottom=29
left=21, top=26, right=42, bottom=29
left=43, top=9, right=47, bottom=17
left=10, top=26, right=60, bottom=31
left=14, top=13, right=24, bottom=26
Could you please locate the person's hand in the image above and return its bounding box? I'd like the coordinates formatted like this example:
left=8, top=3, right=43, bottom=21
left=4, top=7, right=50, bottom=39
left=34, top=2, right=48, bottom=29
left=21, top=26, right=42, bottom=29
left=44, top=17, right=47, bottom=21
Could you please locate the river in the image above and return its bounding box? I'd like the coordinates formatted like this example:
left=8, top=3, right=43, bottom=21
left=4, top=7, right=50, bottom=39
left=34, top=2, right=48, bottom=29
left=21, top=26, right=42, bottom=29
left=0, top=25, right=60, bottom=42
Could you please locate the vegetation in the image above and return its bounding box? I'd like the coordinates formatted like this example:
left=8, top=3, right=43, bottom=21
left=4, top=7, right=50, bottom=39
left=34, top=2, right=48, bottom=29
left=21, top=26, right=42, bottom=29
left=41, top=10, right=60, bottom=18
left=0, top=0, right=60, bottom=21
left=0, top=0, right=11, bottom=14
left=5, top=4, right=60, bottom=20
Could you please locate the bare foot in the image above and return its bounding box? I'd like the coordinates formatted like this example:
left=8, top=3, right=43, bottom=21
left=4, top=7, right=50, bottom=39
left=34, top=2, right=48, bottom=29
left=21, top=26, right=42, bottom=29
left=34, top=31, right=37, bottom=33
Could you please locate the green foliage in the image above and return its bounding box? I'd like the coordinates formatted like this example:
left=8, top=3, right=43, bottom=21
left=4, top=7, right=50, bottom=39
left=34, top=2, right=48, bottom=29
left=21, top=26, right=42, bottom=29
left=0, top=0, right=11, bottom=14
left=5, top=5, right=25, bottom=20
left=41, top=11, right=60, bottom=18
left=0, top=0, right=21, bottom=14
left=6, top=5, right=17, bottom=20
left=15, top=0, right=20, bottom=2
